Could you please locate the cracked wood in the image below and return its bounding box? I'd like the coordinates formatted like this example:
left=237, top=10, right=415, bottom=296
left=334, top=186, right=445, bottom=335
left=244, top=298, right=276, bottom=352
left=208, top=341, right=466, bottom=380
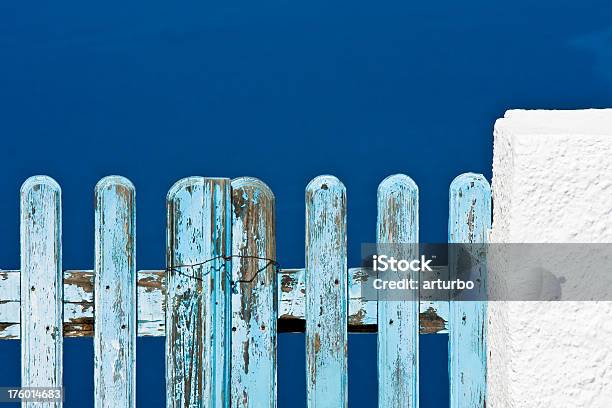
left=0, top=267, right=448, bottom=339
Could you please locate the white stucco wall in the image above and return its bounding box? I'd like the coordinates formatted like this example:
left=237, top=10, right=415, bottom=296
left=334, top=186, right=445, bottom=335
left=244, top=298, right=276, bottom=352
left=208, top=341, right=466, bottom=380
left=489, top=109, right=612, bottom=407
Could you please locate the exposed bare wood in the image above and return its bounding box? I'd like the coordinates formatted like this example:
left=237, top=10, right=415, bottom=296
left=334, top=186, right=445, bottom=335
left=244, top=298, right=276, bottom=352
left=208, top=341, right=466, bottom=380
left=0, top=267, right=448, bottom=339
left=165, top=177, right=232, bottom=407
left=377, top=174, right=419, bottom=408
left=94, top=176, right=136, bottom=408
left=20, top=176, right=63, bottom=408
left=230, top=177, right=277, bottom=407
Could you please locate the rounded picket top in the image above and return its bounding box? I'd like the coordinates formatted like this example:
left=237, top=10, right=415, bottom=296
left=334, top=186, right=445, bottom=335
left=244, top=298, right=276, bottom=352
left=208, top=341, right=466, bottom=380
left=95, top=177, right=136, bottom=218
left=95, top=175, right=135, bottom=193
left=20, top=176, right=62, bottom=225
left=231, top=176, right=275, bottom=203
left=377, top=174, right=418, bottom=244
left=449, top=172, right=491, bottom=244
left=20, top=175, right=61, bottom=196
left=305, top=174, right=346, bottom=195
left=378, top=174, right=418, bottom=196
left=166, top=176, right=205, bottom=202
left=449, top=172, right=491, bottom=194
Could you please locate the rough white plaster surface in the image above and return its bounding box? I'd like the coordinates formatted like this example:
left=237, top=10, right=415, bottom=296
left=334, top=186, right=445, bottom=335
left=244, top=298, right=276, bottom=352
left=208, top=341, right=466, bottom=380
left=490, top=109, right=612, bottom=408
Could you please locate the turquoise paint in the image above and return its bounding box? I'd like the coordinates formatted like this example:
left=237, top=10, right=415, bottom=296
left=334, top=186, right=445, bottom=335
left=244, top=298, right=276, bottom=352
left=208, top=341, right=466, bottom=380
left=6, top=173, right=488, bottom=407
left=20, top=176, right=63, bottom=408
left=305, top=175, right=348, bottom=408
left=230, top=177, right=277, bottom=408
left=1, top=266, right=449, bottom=338
left=165, top=178, right=232, bottom=408
left=448, top=173, right=491, bottom=408
left=94, top=176, right=136, bottom=408
left=377, top=174, right=419, bottom=408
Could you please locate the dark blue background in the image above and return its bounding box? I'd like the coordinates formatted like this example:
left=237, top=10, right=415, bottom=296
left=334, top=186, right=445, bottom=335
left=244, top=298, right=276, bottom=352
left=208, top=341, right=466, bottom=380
left=1, top=1, right=610, bottom=406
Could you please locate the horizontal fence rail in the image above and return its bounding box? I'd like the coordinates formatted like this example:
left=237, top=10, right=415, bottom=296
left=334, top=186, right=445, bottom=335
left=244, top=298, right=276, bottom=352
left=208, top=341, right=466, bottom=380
left=0, top=173, right=491, bottom=408
left=0, top=267, right=449, bottom=339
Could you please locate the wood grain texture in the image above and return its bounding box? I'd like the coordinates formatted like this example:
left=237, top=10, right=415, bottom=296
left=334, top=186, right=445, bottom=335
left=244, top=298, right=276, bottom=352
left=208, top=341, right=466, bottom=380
left=1, top=267, right=448, bottom=338
left=137, top=270, right=165, bottom=336
left=305, top=175, right=347, bottom=408
left=230, top=177, right=277, bottom=408
left=94, top=177, right=136, bottom=408
left=0, top=269, right=20, bottom=339
left=165, top=177, right=231, bottom=408
left=377, top=174, right=419, bottom=408
left=20, top=176, right=63, bottom=408
left=448, top=173, right=491, bottom=408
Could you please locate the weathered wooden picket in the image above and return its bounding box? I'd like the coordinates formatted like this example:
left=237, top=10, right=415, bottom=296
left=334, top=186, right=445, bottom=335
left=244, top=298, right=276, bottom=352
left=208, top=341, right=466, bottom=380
left=0, top=173, right=491, bottom=407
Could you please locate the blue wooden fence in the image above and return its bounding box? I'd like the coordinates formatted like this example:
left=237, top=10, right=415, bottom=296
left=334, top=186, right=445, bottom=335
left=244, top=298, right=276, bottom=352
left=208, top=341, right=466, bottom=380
left=0, top=173, right=491, bottom=407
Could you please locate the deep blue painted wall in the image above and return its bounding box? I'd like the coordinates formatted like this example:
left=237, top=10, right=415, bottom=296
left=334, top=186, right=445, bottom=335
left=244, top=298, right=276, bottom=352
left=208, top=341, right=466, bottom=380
left=0, top=0, right=610, bottom=406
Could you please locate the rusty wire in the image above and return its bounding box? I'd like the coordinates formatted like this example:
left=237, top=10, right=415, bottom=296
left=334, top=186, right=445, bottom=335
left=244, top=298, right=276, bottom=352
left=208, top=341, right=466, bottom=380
left=165, top=255, right=281, bottom=293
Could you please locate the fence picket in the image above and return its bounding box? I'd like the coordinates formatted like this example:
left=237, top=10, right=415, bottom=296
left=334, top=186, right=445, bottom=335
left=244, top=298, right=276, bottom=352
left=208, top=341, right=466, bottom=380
left=166, top=177, right=232, bottom=408
left=94, top=177, right=136, bottom=408
left=448, top=173, right=491, bottom=408
left=1, top=267, right=450, bottom=338
left=2, top=172, right=493, bottom=408
left=305, top=175, right=347, bottom=408
left=20, top=176, right=63, bottom=408
left=230, top=177, right=277, bottom=408
left=377, top=174, right=419, bottom=408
